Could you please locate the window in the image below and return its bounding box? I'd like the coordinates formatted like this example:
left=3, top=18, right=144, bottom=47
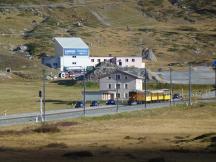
left=116, top=74, right=121, bottom=80
left=72, top=56, right=76, bottom=58
left=132, top=59, right=135, bottom=62
left=72, top=62, right=76, bottom=65
left=125, top=76, right=128, bottom=80
left=116, top=93, right=120, bottom=98
left=108, top=76, right=111, bottom=79
left=124, top=93, right=128, bottom=98
left=125, top=84, right=128, bottom=89
left=108, top=84, right=111, bottom=89
left=116, top=84, right=121, bottom=89
left=125, top=59, right=129, bottom=62
left=98, top=59, right=101, bottom=63
left=104, top=59, right=107, bottom=61
left=91, top=59, right=94, bottom=62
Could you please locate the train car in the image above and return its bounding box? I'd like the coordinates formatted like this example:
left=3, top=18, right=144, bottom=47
left=128, top=89, right=171, bottom=104
left=128, top=90, right=151, bottom=104
left=162, top=89, right=171, bottom=101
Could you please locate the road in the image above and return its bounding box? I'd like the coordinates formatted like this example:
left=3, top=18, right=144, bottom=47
left=0, top=102, right=183, bottom=127
left=157, top=66, right=215, bottom=85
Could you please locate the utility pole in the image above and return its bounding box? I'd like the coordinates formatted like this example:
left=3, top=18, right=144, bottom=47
left=188, top=64, right=192, bottom=106
left=169, top=66, right=172, bottom=107
left=83, top=68, right=86, bottom=116
left=39, top=90, right=44, bottom=122
left=212, top=62, right=216, bottom=97
left=42, top=69, right=46, bottom=122
left=144, top=68, right=147, bottom=109
left=116, top=73, right=119, bottom=112
left=215, top=67, right=216, bottom=97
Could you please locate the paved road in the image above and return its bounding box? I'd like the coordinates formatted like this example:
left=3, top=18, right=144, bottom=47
left=1, top=99, right=214, bottom=127
left=157, top=66, right=215, bottom=85
left=0, top=102, right=181, bottom=127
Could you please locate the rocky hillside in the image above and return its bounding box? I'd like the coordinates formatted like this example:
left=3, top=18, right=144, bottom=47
left=0, top=0, right=215, bottom=71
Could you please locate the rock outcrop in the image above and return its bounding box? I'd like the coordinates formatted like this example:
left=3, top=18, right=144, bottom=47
left=142, top=48, right=157, bottom=62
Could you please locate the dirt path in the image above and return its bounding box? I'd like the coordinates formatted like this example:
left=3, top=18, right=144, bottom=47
left=76, top=0, right=111, bottom=26
left=89, top=10, right=111, bottom=26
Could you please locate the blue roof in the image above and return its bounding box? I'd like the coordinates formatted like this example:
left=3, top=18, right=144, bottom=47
left=54, top=37, right=89, bottom=49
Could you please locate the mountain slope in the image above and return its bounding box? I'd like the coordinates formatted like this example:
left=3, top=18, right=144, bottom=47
left=0, top=0, right=215, bottom=70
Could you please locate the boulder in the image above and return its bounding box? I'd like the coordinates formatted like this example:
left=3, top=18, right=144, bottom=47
left=142, top=48, right=157, bottom=62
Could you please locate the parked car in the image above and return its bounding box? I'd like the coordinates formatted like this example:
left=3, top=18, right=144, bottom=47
left=128, top=100, right=137, bottom=105
left=172, top=93, right=183, bottom=101
left=90, top=101, right=99, bottom=107
left=75, top=101, right=84, bottom=108
left=106, top=99, right=116, bottom=105
left=75, top=75, right=85, bottom=81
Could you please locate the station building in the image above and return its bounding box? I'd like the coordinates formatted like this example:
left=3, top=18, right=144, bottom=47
left=42, top=37, right=145, bottom=71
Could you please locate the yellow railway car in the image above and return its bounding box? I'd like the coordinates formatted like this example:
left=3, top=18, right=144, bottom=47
left=128, top=89, right=171, bottom=104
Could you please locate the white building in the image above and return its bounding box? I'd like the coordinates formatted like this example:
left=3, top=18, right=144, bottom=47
left=89, top=56, right=145, bottom=68
left=84, top=70, right=143, bottom=101
left=55, top=37, right=90, bottom=71
left=42, top=37, right=145, bottom=71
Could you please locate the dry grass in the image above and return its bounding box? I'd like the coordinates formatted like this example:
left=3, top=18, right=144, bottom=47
left=0, top=0, right=215, bottom=71
left=0, top=80, right=86, bottom=115
left=0, top=103, right=216, bottom=161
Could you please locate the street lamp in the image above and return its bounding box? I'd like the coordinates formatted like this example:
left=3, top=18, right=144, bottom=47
left=144, top=68, right=147, bottom=109
left=168, top=65, right=173, bottom=107
left=188, top=64, right=192, bottom=106
left=42, top=69, right=46, bottom=122
left=212, top=60, right=216, bottom=97
left=67, top=66, right=86, bottom=116
left=83, top=68, right=86, bottom=116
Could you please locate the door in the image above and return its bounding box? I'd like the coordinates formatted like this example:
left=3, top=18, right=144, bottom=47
left=110, top=93, right=114, bottom=99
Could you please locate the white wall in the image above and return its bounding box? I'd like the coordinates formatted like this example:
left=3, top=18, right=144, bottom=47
left=89, top=57, right=112, bottom=66
left=89, top=56, right=145, bottom=68
left=99, top=72, right=143, bottom=100
left=116, top=57, right=145, bottom=68
left=136, top=79, right=143, bottom=91
left=60, top=56, right=90, bottom=71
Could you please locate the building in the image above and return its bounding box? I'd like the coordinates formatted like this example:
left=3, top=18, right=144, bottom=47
left=89, top=56, right=145, bottom=68
left=42, top=37, right=145, bottom=71
left=41, top=56, right=60, bottom=69
left=54, top=37, right=90, bottom=71
left=84, top=70, right=143, bottom=101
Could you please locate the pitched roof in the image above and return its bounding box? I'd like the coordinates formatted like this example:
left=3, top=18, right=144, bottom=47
left=100, top=69, right=144, bottom=79
left=54, top=37, right=89, bottom=49
left=117, top=70, right=144, bottom=79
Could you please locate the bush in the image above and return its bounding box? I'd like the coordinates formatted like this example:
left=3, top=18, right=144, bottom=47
left=33, top=124, right=60, bottom=133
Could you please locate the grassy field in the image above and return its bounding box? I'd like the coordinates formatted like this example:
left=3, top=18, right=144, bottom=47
left=0, top=79, right=98, bottom=115
left=0, top=102, right=216, bottom=162
left=0, top=77, right=213, bottom=115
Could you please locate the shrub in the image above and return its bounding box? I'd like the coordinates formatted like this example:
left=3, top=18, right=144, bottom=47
left=33, top=124, right=60, bottom=133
